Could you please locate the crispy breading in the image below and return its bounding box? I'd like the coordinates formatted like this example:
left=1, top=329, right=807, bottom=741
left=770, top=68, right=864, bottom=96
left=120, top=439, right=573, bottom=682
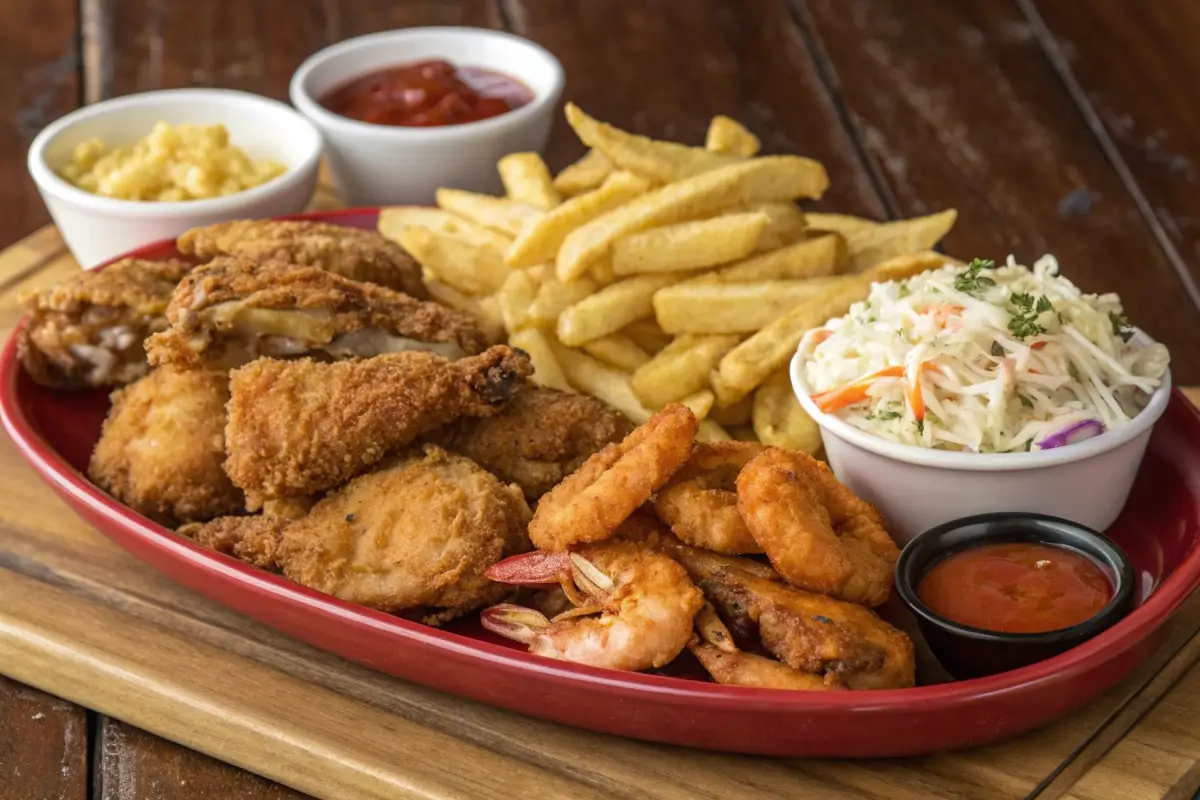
left=224, top=345, right=533, bottom=510
left=145, top=257, right=489, bottom=370
left=429, top=386, right=634, bottom=501
left=19, top=258, right=192, bottom=388
left=177, top=219, right=428, bottom=298
left=88, top=367, right=243, bottom=525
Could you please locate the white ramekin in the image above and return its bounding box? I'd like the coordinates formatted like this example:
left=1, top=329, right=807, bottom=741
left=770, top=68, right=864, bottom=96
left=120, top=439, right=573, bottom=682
left=27, top=89, right=322, bottom=268
left=290, top=27, right=564, bottom=207
left=790, top=340, right=1173, bottom=543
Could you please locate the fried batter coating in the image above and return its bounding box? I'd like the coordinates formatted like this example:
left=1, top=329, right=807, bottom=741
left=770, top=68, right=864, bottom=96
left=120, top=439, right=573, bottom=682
left=177, top=219, right=427, bottom=298
left=224, top=346, right=533, bottom=510
left=145, top=257, right=488, bottom=371
left=183, top=446, right=532, bottom=618
left=653, top=441, right=764, bottom=554
left=429, top=386, right=634, bottom=501
left=19, top=258, right=192, bottom=388
left=88, top=367, right=243, bottom=525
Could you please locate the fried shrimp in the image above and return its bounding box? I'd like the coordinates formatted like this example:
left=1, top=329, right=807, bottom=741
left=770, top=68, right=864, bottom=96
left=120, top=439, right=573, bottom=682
left=482, top=540, right=704, bottom=671
left=736, top=448, right=900, bottom=607
left=653, top=440, right=764, bottom=554
left=527, top=404, right=698, bottom=551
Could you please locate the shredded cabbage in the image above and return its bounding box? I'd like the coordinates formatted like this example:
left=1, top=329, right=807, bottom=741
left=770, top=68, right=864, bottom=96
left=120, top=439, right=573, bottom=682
left=799, top=255, right=1170, bottom=453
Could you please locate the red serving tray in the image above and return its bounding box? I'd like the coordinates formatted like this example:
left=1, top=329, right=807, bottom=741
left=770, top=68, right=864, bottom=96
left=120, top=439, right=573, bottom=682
left=3, top=208, right=1199, bottom=757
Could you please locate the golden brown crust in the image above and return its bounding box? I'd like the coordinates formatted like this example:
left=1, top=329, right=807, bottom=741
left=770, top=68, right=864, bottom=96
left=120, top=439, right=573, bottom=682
left=88, top=368, right=244, bottom=525
left=177, top=219, right=427, bottom=298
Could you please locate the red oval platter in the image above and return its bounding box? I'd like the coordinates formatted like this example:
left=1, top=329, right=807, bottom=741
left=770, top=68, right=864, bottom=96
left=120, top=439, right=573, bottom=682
left=3, top=207, right=1200, bottom=758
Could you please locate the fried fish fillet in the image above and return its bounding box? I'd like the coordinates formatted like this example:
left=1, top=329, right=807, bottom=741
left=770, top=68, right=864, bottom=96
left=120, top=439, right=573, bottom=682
left=88, top=367, right=243, bottom=525
left=19, top=258, right=192, bottom=388
left=224, top=345, right=533, bottom=510
left=145, top=257, right=489, bottom=371
left=429, top=386, right=634, bottom=501
left=182, top=446, right=532, bottom=620
left=177, top=219, right=427, bottom=298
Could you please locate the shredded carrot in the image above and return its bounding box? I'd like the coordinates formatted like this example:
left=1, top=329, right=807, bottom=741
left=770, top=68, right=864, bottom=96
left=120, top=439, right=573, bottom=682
left=810, top=329, right=833, bottom=346
left=907, top=367, right=926, bottom=421
left=811, top=366, right=904, bottom=413
left=924, top=305, right=965, bottom=329
left=1031, top=341, right=1047, bottom=350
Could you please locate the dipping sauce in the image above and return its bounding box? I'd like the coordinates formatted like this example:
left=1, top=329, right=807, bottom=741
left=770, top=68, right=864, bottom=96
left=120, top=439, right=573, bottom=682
left=320, top=59, right=534, bottom=127
left=917, top=542, right=1112, bottom=634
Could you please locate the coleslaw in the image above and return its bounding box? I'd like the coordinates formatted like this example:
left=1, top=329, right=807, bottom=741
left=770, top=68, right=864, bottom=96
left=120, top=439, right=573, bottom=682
left=798, top=255, right=1171, bottom=453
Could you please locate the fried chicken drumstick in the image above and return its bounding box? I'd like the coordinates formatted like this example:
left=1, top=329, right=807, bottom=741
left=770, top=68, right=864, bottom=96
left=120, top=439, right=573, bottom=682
left=224, top=345, right=533, bottom=510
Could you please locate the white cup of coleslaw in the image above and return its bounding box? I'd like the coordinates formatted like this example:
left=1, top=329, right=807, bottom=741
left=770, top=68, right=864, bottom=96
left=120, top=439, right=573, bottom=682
left=790, top=335, right=1172, bottom=544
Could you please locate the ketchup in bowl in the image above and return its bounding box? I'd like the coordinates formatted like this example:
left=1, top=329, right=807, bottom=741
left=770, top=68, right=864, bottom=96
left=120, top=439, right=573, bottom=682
left=320, top=59, right=534, bottom=127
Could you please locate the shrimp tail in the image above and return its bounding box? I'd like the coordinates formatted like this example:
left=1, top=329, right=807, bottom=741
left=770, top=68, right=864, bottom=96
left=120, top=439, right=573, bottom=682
left=480, top=603, right=550, bottom=644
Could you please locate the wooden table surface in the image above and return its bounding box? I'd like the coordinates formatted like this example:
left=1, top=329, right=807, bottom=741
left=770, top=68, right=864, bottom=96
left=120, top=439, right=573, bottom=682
left=1, top=2, right=1199, bottom=799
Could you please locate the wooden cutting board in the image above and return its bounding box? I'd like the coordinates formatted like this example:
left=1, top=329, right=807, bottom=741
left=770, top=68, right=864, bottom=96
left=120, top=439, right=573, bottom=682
left=1, top=197, right=1199, bottom=800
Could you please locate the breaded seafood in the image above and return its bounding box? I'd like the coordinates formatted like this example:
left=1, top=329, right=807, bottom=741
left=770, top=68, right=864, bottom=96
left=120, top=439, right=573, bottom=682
left=88, top=367, right=243, bottom=525
left=19, top=258, right=192, bottom=388
left=653, top=440, right=764, bottom=554
left=145, top=257, right=488, bottom=371
left=177, top=219, right=427, bottom=298
left=223, top=345, right=532, bottom=510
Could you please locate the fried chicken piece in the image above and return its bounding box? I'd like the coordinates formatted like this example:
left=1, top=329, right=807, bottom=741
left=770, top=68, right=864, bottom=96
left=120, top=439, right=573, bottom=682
left=19, top=258, right=192, bottom=388
left=224, top=345, right=533, bottom=510
left=182, top=446, right=532, bottom=619
left=145, top=257, right=488, bottom=371
left=88, top=367, right=243, bottom=525
left=428, top=386, right=634, bottom=501
left=177, top=219, right=427, bottom=298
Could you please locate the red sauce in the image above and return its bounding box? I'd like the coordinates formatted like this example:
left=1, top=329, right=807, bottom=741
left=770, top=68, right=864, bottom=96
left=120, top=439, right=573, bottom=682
left=917, top=542, right=1112, bottom=634
left=320, top=59, right=534, bottom=127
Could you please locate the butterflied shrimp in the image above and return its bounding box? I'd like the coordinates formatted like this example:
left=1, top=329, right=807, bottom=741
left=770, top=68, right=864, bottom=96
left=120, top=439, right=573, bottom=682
left=653, top=441, right=764, bottom=554
left=736, top=447, right=900, bottom=606
left=482, top=540, right=703, bottom=671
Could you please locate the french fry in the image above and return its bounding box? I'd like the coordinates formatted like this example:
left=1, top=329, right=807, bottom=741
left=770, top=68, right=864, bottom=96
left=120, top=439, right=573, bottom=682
left=630, top=333, right=740, bottom=408
left=552, top=343, right=654, bottom=423
left=621, top=319, right=674, bottom=354
left=743, top=202, right=807, bottom=252
left=704, top=234, right=844, bottom=283
left=506, top=171, right=652, bottom=268
left=581, top=333, right=651, bottom=371
left=865, top=250, right=962, bottom=282
left=680, top=389, right=715, bottom=420
left=845, top=209, right=958, bottom=272
left=436, top=188, right=544, bottom=237
left=424, top=280, right=505, bottom=343
left=566, top=103, right=742, bottom=182
left=805, top=212, right=880, bottom=235
left=378, top=206, right=513, bottom=252
left=705, top=115, right=761, bottom=157
left=396, top=227, right=510, bottom=295
left=509, top=328, right=573, bottom=393
left=753, top=368, right=823, bottom=454
left=498, top=152, right=560, bottom=209
left=697, top=419, right=732, bottom=442
left=590, top=255, right=617, bottom=285
left=709, top=395, right=753, bottom=426
left=557, top=156, right=830, bottom=280
left=496, top=269, right=540, bottom=333
left=552, top=149, right=613, bottom=197
left=727, top=425, right=759, bottom=443
left=611, top=212, right=770, bottom=275
left=556, top=274, right=679, bottom=346
left=653, top=277, right=845, bottom=334
left=527, top=276, right=600, bottom=326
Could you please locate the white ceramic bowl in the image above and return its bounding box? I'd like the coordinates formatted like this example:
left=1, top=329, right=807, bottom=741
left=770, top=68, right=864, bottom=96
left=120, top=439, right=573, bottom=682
left=790, top=340, right=1173, bottom=543
left=290, top=27, right=565, bottom=206
left=27, top=89, right=322, bottom=269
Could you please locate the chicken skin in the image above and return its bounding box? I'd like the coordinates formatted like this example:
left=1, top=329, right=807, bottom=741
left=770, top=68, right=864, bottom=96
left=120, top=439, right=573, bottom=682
left=428, top=386, right=634, bottom=501
left=19, top=258, right=192, bottom=388
left=88, top=367, right=243, bottom=525
left=223, top=345, right=533, bottom=510
left=183, top=446, right=532, bottom=620
left=177, top=219, right=427, bottom=299
left=145, top=258, right=487, bottom=371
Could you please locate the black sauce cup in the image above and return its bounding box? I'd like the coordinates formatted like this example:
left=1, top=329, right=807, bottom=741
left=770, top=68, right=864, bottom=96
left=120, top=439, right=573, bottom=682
left=894, top=513, right=1136, bottom=679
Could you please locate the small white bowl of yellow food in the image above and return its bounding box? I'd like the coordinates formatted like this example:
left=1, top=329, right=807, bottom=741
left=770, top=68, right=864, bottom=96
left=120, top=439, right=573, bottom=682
left=28, top=88, right=322, bottom=267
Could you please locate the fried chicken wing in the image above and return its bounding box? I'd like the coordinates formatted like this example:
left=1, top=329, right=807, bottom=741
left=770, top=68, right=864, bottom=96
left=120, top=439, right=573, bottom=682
left=145, top=257, right=488, bottom=371
left=224, top=345, right=533, bottom=510
left=19, top=258, right=192, bottom=388
left=183, top=446, right=532, bottom=619
left=429, top=386, right=634, bottom=501
left=88, top=367, right=243, bottom=525
left=177, top=219, right=427, bottom=298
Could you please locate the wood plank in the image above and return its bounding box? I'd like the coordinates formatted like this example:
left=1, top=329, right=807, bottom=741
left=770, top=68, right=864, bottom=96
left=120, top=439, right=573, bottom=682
left=0, top=675, right=88, bottom=800
left=1026, top=0, right=1200, bottom=304
left=795, top=0, right=1200, bottom=383
left=0, top=0, right=78, bottom=248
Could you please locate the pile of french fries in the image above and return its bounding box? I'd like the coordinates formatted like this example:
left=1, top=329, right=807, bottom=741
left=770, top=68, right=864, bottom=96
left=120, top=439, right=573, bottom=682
left=378, top=104, right=960, bottom=452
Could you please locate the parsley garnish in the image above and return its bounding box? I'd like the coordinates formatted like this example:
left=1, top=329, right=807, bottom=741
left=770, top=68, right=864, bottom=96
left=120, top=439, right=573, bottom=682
left=877, top=410, right=902, bottom=421
left=1109, top=311, right=1134, bottom=342
left=914, top=419, right=925, bottom=434
left=990, top=341, right=1006, bottom=357
left=1008, top=293, right=1053, bottom=340
left=1023, top=439, right=1034, bottom=452
left=898, top=284, right=911, bottom=298
left=1017, top=394, right=1033, bottom=408
left=953, top=258, right=997, bottom=296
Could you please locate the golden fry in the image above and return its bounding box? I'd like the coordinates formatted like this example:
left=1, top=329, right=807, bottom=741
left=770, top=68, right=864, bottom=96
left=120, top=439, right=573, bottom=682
left=805, top=212, right=880, bottom=235
left=581, top=333, right=652, bottom=371
left=845, top=209, right=957, bottom=272
left=864, top=250, right=962, bottom=282
left=496, top=269, right=541, bottom=333
left=705, top=115, right=761, bottom=157
left=396, top=227, right=509, bottom=295
left=436, top=188, right=544, bottom=237
left=743, top=202, right=807, bottom=252
left=498, top=152, right=560, bottom=209
left=611, top=212, right=769, bottom=275
left=697, top=419, right=732, bottom=442
left=556, top=274, right=679, bottom=346
left=423, top=280, right=505, bottom=343
left=552, top=149, right=613, bottom=197
left=753, top=368, right=823, bottom=454
left=704, top=233, right=844, bottom=283
left=528, top=276, right=600, bottom=326
left=551, top=343, right=654, bottom=423
left=680, top=389, right=716, bottom=421
left=378, top=207, right=512, bottom=253
left=621, top=319, right=674, bottom=354
left=508, top=328, right=573, bottom=393
left=631, top=333, right=740, bottom=408
left=710, top=395, right=753, bottom=426
left=653, top=277, right=845, bottom=334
